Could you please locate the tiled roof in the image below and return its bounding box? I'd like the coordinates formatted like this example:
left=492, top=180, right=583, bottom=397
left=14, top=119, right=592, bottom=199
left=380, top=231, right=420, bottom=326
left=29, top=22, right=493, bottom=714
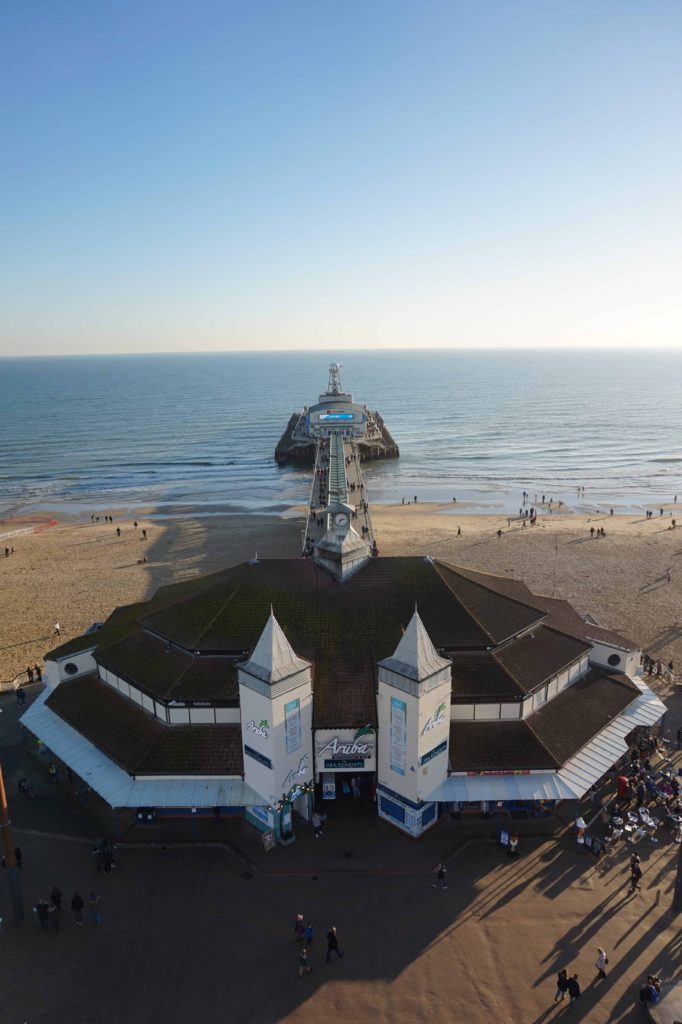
left=46, top=674, right=243, bottom=776
left=97, top=632, right=238, bottom=703
left=448, top=668, right=640, bottom=773
left=66, top=557, right=635, bottom=731
left=449, top=721, right=556, bottom=771
left=530, top=596, right=636, bottom=650
left=493, top=626, right=589, bottom=694
left=449, top=654, right=520, bottom=701
left=529, top=668, right=639, bottom=764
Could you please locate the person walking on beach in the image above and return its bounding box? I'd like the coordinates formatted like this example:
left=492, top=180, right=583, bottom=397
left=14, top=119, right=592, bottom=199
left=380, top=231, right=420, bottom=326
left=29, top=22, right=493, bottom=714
left=53, top=622, right=60, bottom=636
left=34, top=663, right=42, bottom=682
left=26, top=666, right=34, bottom=683
left=555, top=968, right=569, bottom=1002
left=432, top=862, right=448, bottom=890
left=116, top=527, right=121, bottom=537
left=596, top=947, right=608, bottom=979
left=667, top=567, right=672, bottom=583
left=567, top=974, right=581, bottom=1009
left=71, top=891, right=84, bottom=926
left=326, top=926, right=344, bottom=961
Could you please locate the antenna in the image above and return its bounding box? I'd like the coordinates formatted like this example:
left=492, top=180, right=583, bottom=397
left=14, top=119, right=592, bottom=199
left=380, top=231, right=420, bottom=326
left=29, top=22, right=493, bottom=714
left=327, top=362, right=342, bottom=395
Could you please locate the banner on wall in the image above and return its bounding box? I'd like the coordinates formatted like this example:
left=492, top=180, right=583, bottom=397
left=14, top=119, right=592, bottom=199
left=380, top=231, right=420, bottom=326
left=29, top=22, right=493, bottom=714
left=284, top=698, right=301, bottom=753
left=314, top=726, right=376, bottom=772
left=390, top=697, right=407, bottom=776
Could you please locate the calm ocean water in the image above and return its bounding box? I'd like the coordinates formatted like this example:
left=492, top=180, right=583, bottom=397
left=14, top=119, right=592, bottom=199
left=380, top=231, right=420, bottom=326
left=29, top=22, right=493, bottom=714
left=1, top=350, right=681, bottom=518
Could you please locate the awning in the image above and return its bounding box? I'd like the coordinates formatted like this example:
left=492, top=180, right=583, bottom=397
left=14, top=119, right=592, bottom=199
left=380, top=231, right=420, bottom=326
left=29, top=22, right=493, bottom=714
left=20, top=690, right=267, bottom=809
left=429, top=676, right=666, bottom=804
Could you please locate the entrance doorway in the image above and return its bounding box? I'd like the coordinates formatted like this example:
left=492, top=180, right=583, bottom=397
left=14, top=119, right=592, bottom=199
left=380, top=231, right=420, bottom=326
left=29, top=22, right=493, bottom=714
left=317, top=771, right=376, bottom=818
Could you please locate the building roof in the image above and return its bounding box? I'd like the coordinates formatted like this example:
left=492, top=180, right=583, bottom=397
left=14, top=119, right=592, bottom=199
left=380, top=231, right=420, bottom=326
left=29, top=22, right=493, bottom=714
left=97, top=631, right=239, bottom=703
left=46, top=674, right=243, bottom=776
left=379, top=609, right=451, bottom=682
left=448, top=668, right=639, bottom=772
left=240, top=610, right=311, bottom=685
left=44, top=557, right=635, bottom=731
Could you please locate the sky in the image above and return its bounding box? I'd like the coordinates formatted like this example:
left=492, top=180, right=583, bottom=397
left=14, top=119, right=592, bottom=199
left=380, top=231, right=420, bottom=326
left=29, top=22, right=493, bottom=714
left=2, top=0, right=682, bottom=356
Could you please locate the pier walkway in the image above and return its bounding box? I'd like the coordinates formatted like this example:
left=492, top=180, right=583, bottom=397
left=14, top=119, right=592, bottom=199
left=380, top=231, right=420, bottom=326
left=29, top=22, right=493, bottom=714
left=302, top=432, right=375, bottom=553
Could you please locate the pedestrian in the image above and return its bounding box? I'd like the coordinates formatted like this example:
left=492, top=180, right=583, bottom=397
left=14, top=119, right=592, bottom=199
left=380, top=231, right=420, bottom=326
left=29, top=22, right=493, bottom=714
left=142, top=528, right=147, bottom=539
left=667, top=568, right=672, bottom=583
left=677, top=726, right=682, bottom=751
left=34, top=663, right=42, bottom=682
left=555, top=968, right=569, bottom=1002
left=567, top=973, right=581, bottom=1009
left=50, top=885, right=62, bottom=911
left=26, top=665, right=34, bottom=683
left=630, top=861, right=643, bottom=894
left=35, top=899, right=50, bottom=930
left=294, top=913, right=305, bottom=942
left=596, top=947, right=608, bottom=979
left=350, top=776, right=360, bottom=798
left=48, top=763, right=58, bottom=784
left=15, top=846, right=22, bottom=869
left=88, top=892, right=102, bottom=927
left=133, top=520, right=138, bottom=529
left=298, top=946, right=312, bottom=976
left=312, top=810, right=322, bottom=838
left=116, top=527, right=121, bottom=537
left=325, top=926, right=344, bottom=961
left=71, top=891, right=84, bottom=925
left=508, top=833, right=519, bottom=857
left=432, top=861, right=448, bottom=890
left=53, top=622, right=61, bottom=635
left=457, top=526, right=462, bottom=537
left=305, top=922, right=314, bottom=947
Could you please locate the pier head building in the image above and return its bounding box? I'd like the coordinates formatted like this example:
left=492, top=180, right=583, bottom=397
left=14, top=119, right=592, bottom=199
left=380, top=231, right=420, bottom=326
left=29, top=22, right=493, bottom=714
left=22, top=405, right=664, bottom=844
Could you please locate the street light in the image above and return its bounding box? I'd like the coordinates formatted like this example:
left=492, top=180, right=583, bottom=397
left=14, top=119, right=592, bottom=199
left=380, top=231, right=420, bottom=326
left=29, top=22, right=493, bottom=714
left=0, top=760, right=24, bottom=922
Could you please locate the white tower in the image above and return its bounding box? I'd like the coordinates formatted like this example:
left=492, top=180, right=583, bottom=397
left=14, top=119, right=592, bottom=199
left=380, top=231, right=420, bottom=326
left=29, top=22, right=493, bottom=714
left=376, top=609, right=452, bottom=836
left=238, top=611, right=314, bottom=828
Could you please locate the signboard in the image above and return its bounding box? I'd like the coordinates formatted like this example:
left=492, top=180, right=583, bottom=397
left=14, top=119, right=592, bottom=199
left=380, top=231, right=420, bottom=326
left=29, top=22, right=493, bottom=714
left=322, top=773, right=336, bottom=800
left=284, top=698, right=301, bottom=754
left=420, top=739, right=447, bottom=767
left=314, top=727, right=376, bottom=773
left=319, top=412, right=354, bottom=421
left=261, top=830, right=276, bottom=852
left=390, top=698, right=407, bottom=776
left=244, top=745, right=272, bottom=769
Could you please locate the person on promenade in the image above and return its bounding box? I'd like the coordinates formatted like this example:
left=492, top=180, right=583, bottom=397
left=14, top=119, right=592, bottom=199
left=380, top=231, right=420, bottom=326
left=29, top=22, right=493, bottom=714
left=596, top=947, right=608, bottom=979
left=567, top=974, right=581, bottom=1010
left=555, top=968, right=569, bottom=1002
left=35, top=899, right=50, bottom=930
left=71, top=891, right=84, bottom=925
left=312, top=810, right=322, bottom=838
left=326, top=926, right=344, bottom=961
left=630, top=861, right=643, bottom=894
left=298, top=947, right=312, bottom=976
left=305, top=922, right=314, bottom=947
left=294, top=914, right=305, bottom=942
left=26, top=666, right=34, bottom=683
left=432, top=862, right=448, bottom=889
left=34, top=663, right=42, bottom=682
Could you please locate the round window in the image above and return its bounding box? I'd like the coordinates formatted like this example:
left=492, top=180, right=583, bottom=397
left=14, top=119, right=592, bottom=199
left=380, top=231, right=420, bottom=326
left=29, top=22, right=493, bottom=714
left=607, top=653, right=621, bottom=667
left=63, top=662, right=79, bottom=676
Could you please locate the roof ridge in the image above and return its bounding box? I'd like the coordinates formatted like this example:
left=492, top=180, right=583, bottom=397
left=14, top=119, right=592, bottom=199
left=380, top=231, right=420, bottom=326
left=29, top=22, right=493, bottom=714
left=431, top=561, right=495, bottom=645
left=523, top=712, right=560, bottom=768
left=489, top=651, right=525, bottom=693
left=191, top=561, right=255, bottom=649
left=436, top=560, right=549, bottom=622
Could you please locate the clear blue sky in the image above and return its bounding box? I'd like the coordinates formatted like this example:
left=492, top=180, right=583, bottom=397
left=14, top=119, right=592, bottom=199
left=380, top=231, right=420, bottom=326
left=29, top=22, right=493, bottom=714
left=2, top=0, right=681, bottom=355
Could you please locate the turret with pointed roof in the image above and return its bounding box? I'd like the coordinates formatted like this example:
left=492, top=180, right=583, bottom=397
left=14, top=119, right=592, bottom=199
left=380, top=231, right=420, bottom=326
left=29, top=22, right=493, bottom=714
left=239, top=609, right=311, bottom=697
left=378, top=608, right=452, bottom=697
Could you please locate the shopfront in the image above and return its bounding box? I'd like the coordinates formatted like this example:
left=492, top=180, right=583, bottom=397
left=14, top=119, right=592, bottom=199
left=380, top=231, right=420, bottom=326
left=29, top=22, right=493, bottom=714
left=314, top=727, right=376, bottom=802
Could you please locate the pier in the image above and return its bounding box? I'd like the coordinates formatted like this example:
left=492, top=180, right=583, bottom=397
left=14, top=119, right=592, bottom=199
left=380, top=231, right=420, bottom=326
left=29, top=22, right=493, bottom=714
left=302, top=431, right=376, bottom=558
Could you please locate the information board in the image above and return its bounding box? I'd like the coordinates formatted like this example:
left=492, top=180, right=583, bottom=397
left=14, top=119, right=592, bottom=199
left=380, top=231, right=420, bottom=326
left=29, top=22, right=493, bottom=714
left=261, top=830, right=276, bottom=852
left=390, top=697, right=407, bottom=776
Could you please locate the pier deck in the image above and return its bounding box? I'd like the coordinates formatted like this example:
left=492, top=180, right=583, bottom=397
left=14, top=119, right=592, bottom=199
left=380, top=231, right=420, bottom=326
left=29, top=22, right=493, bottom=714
left=303, top=436, right=375, bottom=552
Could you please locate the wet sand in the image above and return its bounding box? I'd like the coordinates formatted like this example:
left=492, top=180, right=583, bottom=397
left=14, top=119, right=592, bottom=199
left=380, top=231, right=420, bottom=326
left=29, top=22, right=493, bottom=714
left=2, top=503, right=681, bottom=683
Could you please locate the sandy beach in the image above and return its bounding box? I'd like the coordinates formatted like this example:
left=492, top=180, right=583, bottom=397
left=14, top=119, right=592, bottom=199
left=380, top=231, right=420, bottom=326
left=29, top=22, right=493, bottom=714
left=2, top=503, right=681, bottom=685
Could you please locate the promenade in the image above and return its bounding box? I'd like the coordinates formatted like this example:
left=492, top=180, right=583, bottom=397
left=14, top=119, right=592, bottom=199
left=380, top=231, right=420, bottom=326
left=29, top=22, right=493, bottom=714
left=3, top=686, right=682, bottom=1023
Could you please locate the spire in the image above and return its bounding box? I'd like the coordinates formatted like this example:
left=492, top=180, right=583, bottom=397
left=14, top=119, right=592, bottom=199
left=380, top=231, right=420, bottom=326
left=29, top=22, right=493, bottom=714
left=241, top=610, right=310, bottom=685
left=381, top=609, right=450, bottom=682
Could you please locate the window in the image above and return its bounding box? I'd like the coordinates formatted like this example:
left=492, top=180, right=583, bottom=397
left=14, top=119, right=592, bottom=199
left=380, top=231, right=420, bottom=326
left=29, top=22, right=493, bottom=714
left=63, top=662, right=79, bottom=676
left=607, top=653, right=621, bottom=667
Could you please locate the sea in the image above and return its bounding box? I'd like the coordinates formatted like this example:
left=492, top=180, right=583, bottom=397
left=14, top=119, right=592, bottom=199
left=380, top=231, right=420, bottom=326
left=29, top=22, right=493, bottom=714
left=1, top=349, right=681, bottom=520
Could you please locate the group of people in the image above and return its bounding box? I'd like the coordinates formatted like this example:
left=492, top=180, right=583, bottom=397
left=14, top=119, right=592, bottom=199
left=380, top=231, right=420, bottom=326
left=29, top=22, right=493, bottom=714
left=589, top=526, right=607, bottom=538
left=23, top=663, right=43, bottom=684
left=33, top=888, right=102, bottom=930
left=295, top=915, right=344, bottom=975
left=90, top=514, right=114, bottom=522
left=555, top=950, right=609, bottom=1009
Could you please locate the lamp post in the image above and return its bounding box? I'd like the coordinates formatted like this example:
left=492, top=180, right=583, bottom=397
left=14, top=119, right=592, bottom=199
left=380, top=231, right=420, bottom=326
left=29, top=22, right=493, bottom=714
left=0, top=760, right=25, bottom=922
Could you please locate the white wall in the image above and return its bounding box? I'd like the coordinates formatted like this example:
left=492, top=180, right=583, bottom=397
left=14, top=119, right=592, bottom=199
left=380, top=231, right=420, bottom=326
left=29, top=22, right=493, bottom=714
left=56, top=649, right=97, bottom=683
left=589, top=643, right=638, bottom=675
